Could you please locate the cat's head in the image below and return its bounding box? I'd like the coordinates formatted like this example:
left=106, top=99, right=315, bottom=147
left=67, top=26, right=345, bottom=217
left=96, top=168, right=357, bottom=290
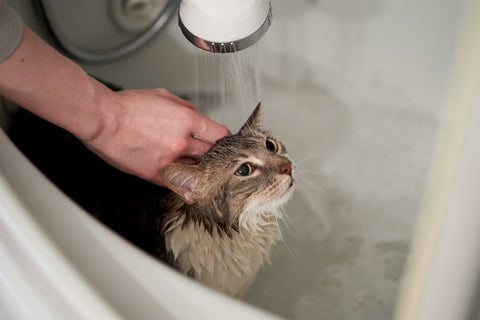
left=159, top=103, right=294, bottom=227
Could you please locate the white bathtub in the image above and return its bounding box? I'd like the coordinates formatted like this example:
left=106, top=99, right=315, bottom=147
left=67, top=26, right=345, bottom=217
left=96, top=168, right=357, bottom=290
left=2, top=0, right=480, bottom=319
left=0, top=123, right=282, bottom=320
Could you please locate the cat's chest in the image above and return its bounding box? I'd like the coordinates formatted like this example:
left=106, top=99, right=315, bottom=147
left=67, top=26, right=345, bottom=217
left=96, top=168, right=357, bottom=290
left=164, top=214, right=280, bottom=297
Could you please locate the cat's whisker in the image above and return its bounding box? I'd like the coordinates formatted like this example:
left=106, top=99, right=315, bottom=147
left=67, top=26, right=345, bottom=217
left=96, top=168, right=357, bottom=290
left=296, top=172, right=324, bottom=182
left=295, top=168, right=323, bottom=176
left=293, top=152, right=324, bottom=165
left=296, top=170, right=323, bottom=181
left=273, top=213, right=294, bottom=255
left=296, top=175, right=326, bottom=195
left=294, top=160, right=322, bottom=175
left=278, top=208, right=298, bottom=240
left=277, top=206, right=299, bottom=241
left=227, top=212, right=239, bottom=235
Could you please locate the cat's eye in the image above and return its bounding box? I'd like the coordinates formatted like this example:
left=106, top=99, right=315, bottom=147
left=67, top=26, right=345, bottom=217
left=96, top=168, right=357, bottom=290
left=266, top=138, right=278, bottom=153
left=235, top=163, right=254, bottom=176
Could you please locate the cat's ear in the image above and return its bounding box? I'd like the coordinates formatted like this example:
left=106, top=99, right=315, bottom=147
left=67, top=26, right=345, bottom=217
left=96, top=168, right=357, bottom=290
left=239, top=102, right=262, bottom=134
left=159, top=164, right=206, bottom=204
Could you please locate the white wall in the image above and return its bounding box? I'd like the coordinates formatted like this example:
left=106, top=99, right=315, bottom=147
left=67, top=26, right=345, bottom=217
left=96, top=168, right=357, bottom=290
left=9, top=0, right=463, bottom=112
left=262, top=0, right=462, bottom=110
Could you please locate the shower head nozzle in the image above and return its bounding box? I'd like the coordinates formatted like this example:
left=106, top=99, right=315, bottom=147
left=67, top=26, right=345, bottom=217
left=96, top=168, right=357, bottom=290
left=178, top=0, right=272, bottom=53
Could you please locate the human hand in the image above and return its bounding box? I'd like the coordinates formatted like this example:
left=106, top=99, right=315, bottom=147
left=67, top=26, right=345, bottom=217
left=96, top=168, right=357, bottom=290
left=0, top=25, right=228, bottom=186
left=82, top=87, right=229, bottom=186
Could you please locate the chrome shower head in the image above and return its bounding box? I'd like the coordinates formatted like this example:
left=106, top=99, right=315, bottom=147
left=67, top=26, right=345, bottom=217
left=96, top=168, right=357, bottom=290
left=178, top=0, right=272, bottom=53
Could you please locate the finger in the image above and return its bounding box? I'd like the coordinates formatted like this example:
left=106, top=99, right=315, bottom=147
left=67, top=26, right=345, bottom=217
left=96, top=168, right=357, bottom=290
left=176, top=97, right=198, bottom=111
left=157, top=89, right=199, bottom=111
left=192, top=135, right=215, bottom=145
left=172, top=95, right=198, bottom=111
left=176, top=157, right=198, bottom=165
left=182, top=136, right=214, bottom=159
left=191, top=114, right=230, bottom=145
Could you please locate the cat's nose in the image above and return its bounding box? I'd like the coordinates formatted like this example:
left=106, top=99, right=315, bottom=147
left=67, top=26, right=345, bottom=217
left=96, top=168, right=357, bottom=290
left=280, top=161, right=292, bottom=176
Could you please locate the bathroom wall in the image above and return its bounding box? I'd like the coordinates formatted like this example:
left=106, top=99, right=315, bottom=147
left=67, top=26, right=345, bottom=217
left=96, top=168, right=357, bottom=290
left=8, top=0, right=465, bottom=319
left=10, top=0, right=462, bottom=108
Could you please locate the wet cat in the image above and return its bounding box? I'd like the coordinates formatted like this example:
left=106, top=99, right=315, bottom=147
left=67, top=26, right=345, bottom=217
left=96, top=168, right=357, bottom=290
left=9, top=102, right=295, bottom=297
left=157, top=103, right=295, bottom=296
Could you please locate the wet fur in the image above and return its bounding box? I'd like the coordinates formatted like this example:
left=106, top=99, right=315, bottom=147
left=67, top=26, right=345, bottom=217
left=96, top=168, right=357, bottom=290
left=9, top=103, right=294, bottom=297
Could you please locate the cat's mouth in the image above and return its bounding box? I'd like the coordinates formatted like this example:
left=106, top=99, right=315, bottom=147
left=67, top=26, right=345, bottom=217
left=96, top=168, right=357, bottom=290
left=280, top=177, right=295, bottom=200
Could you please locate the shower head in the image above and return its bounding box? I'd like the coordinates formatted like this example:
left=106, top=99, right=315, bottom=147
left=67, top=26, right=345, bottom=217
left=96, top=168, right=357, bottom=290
left=178, top=0, right=272, bottom=53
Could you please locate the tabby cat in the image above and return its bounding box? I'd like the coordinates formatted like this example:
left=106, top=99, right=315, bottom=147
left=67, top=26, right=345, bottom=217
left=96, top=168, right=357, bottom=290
left=9, top=102, right=295, bottom=297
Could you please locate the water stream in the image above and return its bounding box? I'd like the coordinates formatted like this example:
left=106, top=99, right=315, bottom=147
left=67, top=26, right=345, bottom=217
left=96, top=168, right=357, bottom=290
left=190, top=47, right=262, bottom=133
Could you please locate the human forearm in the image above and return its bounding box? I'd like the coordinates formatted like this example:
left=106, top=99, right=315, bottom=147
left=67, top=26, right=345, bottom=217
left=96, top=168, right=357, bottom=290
left=0, top=24, right=110, bottom=141
left=0, top=23, right=229, bottom=185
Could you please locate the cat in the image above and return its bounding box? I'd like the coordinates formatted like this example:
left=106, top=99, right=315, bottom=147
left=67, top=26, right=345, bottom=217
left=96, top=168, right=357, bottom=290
left=9, top=102, right=295, bottom=297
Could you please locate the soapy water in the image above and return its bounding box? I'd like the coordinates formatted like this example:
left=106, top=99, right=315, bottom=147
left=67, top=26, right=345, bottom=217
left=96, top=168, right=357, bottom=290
left=188, top=47, right=436, bottom=320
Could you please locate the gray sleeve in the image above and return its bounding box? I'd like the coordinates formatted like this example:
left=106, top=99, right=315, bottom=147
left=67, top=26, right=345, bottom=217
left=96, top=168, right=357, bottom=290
left=0, top=0, right=23, bottom=62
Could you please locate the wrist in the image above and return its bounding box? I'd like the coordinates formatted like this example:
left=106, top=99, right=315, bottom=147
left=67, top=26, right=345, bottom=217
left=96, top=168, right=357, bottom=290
left=72, top=77, right=115, bottom=143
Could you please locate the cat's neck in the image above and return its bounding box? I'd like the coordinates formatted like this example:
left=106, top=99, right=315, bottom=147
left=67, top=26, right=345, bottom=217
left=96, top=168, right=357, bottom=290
left=162, top=192, right=282, bottom=236
left=162, top=199, right=281, bottom=297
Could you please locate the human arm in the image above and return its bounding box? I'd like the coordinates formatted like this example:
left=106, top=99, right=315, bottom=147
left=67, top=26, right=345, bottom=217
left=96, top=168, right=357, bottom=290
left=0, top=23, right=229, bottom=185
